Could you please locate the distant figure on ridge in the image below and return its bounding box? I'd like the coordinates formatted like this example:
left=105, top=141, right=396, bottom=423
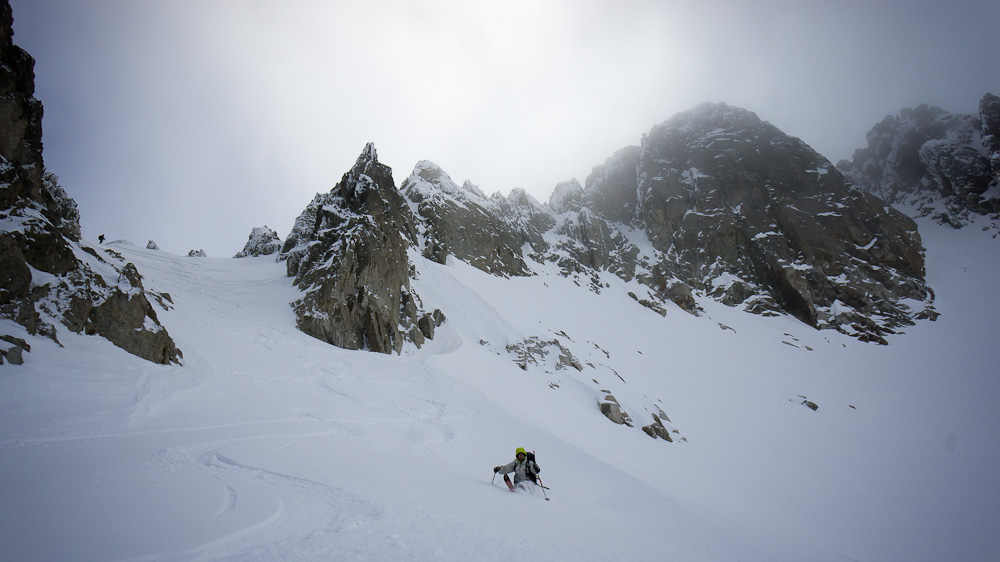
left=98, top=234, right=105, bottom=244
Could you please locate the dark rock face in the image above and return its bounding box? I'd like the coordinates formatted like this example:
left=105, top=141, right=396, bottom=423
left=397, top=160, right=640, bottom=290
left=839, top=95, right=1000, bottom=224
left=584, top=146, right=642, bottom=224
left=496, top=187, right=554, bottom=257
left=280, top=192, right=326, bottom=276
left=0, top=2, right=42, bottom=214
left=234, top=226, right=281, bottom=258
left=280, top=144, right=438, bottom=354
left=629, top=103, right=931, bottom=341
left=547, top=207, right=640, bottom=283
left=0, top=1, right=180, bottom=364
left=981, top=93, right=1000, bottom=158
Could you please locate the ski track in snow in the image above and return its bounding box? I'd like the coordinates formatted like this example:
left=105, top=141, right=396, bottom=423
left=2, top=223, right=999, bottom=561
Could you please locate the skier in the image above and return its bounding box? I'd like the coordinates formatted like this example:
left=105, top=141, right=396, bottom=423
left=493, top=447, right=540, bottom=491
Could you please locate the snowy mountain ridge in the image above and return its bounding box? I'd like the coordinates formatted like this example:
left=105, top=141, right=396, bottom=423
left=297, top=101, right=934, bottom=353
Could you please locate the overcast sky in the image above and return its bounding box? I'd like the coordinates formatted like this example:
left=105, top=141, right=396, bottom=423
left=9, top=0, right=1000, bottom=257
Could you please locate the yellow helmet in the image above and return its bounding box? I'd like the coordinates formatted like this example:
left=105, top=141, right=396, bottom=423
left=515, top=447, right=527, bottom=457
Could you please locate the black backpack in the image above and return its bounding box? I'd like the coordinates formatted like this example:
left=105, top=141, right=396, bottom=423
left=525, top=451, right=541, bottom=483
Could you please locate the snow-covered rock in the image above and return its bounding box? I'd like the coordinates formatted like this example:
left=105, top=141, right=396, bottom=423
left=234, top=225, right=281, bottom=258
left=625, top=102, right=933, bottom=343
left=400, top=160, right=535, bottom=277
left=839, top=93, right=1000, bottom=225
left=280, top=144, right=438, bottom=354
left=549, top=179, right=585, bottom=214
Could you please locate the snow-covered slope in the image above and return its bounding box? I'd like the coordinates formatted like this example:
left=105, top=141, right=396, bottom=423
left=2, top=214, right=999, bottom=562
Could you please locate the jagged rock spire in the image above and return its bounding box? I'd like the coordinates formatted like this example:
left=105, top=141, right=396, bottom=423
left=280, top=144, right=438, bottom=354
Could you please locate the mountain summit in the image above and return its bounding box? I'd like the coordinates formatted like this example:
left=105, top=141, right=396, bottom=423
left=619, top=102, right=933, bottom=342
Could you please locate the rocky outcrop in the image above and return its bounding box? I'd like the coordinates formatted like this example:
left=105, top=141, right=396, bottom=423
left=497, top=188, right=555, bottom=257
left=584, top=146, right=642, bottom=224
left=496, top=330, right=683, bottom=441
left=839, top=94, right=1000, bottom=225
left=280, top=144, right=439, bottom=354
left=400, top=161, right=535, bottom=277
left=642, top=409, right=676, bottom=442
left=234, top=226, right=281, bottom=258
left=280, top=191, right=325, bottom=276
left=0, top=1, right=180, bottom=365
left=505, top=336, right=584, bottom=372
left=549, top=179, right=585, bottom=214
left=547, top=207, right=640, bottom=283
left=620, top=103, right=932, bottom=343
left=0, top=334, right=27, bottom=364
left=982, top=94, right=1000, bottom=165
left=599, top=394, right=632, bottom=426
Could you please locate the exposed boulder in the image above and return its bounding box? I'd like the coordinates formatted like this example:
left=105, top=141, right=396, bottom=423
left=234, top=225, right=281, bottom=258
left=839, top=94, right=1000, bottom=224
left=801, top=398, right=819, bottom=411
left=186, top=249, right=207, bottom=257
left=598, top=394, right=633, bottom=426
left=0, top=1, right=179, bottom=365
left=641, top=413, right=674, bottom=442
left=280, top=144, right=439, bottom=354
left=655, top=274, right=698, bottom=314
left=146, top=240, right=159, bottom=250
left=0, top=334, right=27, bottom=364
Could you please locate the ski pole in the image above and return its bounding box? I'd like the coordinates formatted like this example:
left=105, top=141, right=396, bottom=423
left=536, top=476, right=550, bottom=501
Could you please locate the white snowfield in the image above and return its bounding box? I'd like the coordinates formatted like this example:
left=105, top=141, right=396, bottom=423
left=2, top=215, right=999, bottom=562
